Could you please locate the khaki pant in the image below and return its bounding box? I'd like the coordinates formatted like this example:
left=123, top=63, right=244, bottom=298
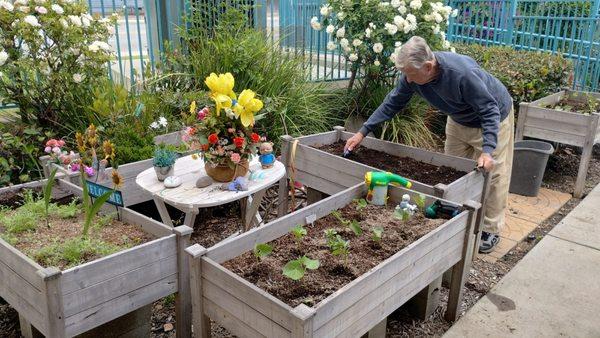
left=444, top=107, right=515, bottom=234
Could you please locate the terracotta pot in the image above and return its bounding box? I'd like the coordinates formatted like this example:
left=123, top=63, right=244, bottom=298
left=204, top=159, right=249, bottom=182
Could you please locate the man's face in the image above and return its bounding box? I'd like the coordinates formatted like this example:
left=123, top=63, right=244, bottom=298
left=399, top=62, right=436, bottom=85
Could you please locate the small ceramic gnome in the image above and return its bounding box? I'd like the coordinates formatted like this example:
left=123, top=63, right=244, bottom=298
left=259, top=142, right=275, bottom=169
left=399, top=194, right=418, bottom=215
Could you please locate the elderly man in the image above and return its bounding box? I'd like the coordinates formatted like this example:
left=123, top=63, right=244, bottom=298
left=345, top=36, right=514, bottom=253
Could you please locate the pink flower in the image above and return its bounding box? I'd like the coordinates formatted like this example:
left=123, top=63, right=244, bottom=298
left=44, top=146, right=52, bottom=153
left=197, top=107, right=209, bottom=120
left=230, top=153, right=241, bottom=164
left=52, top=147, right=61, bottom=154
left=70, top=162, right=80, bottom=172
left=84, top=166, right=95, bottom=177
left=46, top=139, right=58, bottom=147
left=58, top=140, right=65, bottom=147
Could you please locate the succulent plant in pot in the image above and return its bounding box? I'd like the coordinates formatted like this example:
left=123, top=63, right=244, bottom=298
left=153, top=144, right=178, bottom=181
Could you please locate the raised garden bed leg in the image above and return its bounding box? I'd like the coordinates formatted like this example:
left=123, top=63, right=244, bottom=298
left=278, top=135, right=294, bottom=217
left=175, top=226, right=194, bottom=338
left=38, top=267, right=66, bottom=338
left=445, top=200, right=481, bottom=322
left=290, top=304, right=316, bottom=338
left=19, top=314, right=43, bottom=338
left=405, top=276, right=443, bottom=320
left=574, top=114, right=600, bottom=198
left=241, top=189, right=267, bottom=231
left=186, top=244, right=211, bottom=338
left=359, top=317, right=387, bottom=338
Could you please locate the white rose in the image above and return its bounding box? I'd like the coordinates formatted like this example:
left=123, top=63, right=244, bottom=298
left=398, top=5, right=407, bottom=14
left=88, top=44, right=99, bottom=52
left=23, top=15, right=41, bottom=27
left=395, top=41, right=403, bottom=47
left=340, top=38, right=349, bottom=48
left=81, top=16, right=91, bottom=27
left=0, top=51, right=8, bottom=66
left=452, top=9, right=459, bottom=17
left=373, top=43, right=383, bottom=53
left=391, top=0, right=401, bottom=8
left=320, top=4, right=331, bottom=16
left=326, top=25, right=335, bottom=34
left=443, top=40, right=450, bottom=49
left=374, top=60, right=380, bottom=66
left=424, top=14, right=433, bottom=22
left=409, top=0, right=422, bottom=10
left=336, top=27, right=345, bottom=38
left=385, top=23, right=398, bottom=35
left=35, top=6, right=47, bottom=14
left=327, top=41, right=336, bottom=50
left=394, top=15, right=405, bottom=27
left=0, top=1, right=14, bottom=12
left=432, top=25, right=440, bottom=34
left=389, top=53, right=397, bottom=63
left=69, top=15, right=82, bottom=27
left=365, top=28, right=371, bottom=38
left=36, top=0, right=46, bottom=3
left=406, top=14, right=417, bottom=23
left=18, top=6, right=29, bottom=13
left=352, top=39, right=362, bottom=47
left=434, top=12, right=443, bottom=23
left=378, top=2, right=390, bottom=7
left=440, top=31, right=446, bottom=40
left=348, top=53, right=358, bottom=61
left=310, top=17, right=322, bottom=31
left=343, top=45, right=351, bottom=53
left=72, top=73, right=83, bottom=83
left=149, top=122, right=159, bottom=129
left=158, top=116, right=168, bottom=127
left=60, top=18, right=68, bottom=28
left=51, top=4, right=64, bottom=14
left=14, top=0, right=27, bottom=5
left=337, top=11, right=345, bottom=20
left=369, top=22, right=376, bottom=29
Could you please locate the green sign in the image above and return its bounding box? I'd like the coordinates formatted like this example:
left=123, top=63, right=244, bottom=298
left=85, top=180, right=124, bottom=207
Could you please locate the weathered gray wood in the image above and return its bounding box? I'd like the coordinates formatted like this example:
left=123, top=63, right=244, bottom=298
left=153, top=195, right=174, bottom=226
left=202, top=258, right=294, bottom=329
left=0, top=273, right=46, bottom=335
left=523, top=125, right=586, bottom=147
left=64, top=273, right=177, bottom=337
left=530, top=90, right=564, bottom=107
left=244, top=189, right=267, bottom=230
left=278, top=135, right=294, bottom=217
left=19, top=314, right=44, bottom=338
left=183, top=210, right=198, bottom=228
left=405, top=276, right=442, bottom=320
left=39, top=267, right=66, bottom=338
left=291, top=304, right=316, bottom=338
left=333, top=125, right=345, bottom=141
left=515, top=103, right=529, bottom=141
left=0, top=258, right=45, bottom=311
left=61, top=235, right=176, bottom=294
left=445, top=202, right=479, bottom=321
left=0, top=239, right=44, bottom=290
left=154, top=131, right=184, bottom=146
left=367, top=318, right=387, bottom=338
left=204, top=297, right=265, bottom=338
left=295, top=169, right=348, bottom=196
left=77, top=304, right=152, bottom=338
left=203, top=279, right=291, bottom=337
left=207, top=184, right=366, bottom=263
left=174, top=226, right=193, bottom=338
left=295, top=130, right=338, bottom=146
left=574, top=114, right=600, bottom=198
left=444, top=171, right=485, bottom=204
left=186, top=244, right=210, bottom=338
left=120, top=207, right=173, bottom=237
left=306, top=187, right=325, bottom=205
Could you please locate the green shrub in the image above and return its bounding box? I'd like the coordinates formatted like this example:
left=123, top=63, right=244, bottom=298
left=0, top=124, right=50, bottom=186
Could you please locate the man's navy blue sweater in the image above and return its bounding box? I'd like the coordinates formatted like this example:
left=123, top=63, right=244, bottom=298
left=359, top=51, right=512, bottom=154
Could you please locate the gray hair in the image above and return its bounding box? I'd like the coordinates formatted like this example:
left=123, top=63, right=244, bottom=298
left=396, top=36, right=435, bottom=69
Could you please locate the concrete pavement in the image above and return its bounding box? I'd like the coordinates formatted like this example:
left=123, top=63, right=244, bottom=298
left=444, top=184, right=600, bottom=338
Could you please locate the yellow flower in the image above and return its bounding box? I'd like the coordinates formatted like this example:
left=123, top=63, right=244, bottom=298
left=233, top=89, right=263, bottom=127
left=103, top=140, right=115, bottom=161
left=204, top=72, right=235, bottom=98
left=111, top=170, right=124, bottom=188
left=189, top=100, right=197, bottom=114
left=212, top=93, right=233, bottom=116
left=76, top=132, right=86, bottom=153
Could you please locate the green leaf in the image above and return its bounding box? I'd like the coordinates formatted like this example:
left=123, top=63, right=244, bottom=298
left=283, top=260, right=304, bottom=280
left=291, top=224, right=307, bottom=240
left=253, top=243, right=273, bottom=259
left=371, top=226, right=384, bottom=242
left=43, top=168, right=58, bottom=227
left=354, top=198, right=368, bottom=211
left=415, top=194, right=426, bottom=210
left=349, top=220, right=362, bottom=236
left=83, top=188, right=115, bottom=237
left=402, top=210, right=410, bottom=221
left=301, top=256, right=320, bottom=270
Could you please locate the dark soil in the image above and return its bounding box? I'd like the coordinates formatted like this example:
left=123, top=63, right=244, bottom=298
left=548, top=96, right=599, bottom=115
left=316, top=141, right=466, bottom=186
left=224, top=203, right=446, bottom=308
left=0, top=187, right=40, bottom=209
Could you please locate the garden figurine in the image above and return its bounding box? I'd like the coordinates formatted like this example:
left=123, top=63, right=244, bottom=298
left=398, top=194, right=418, bottom=215
left=345, top=36, right=513, bottom=254
left=259, top=142, right=276, bottom=169
left=220, top=177, right=249, bottom=192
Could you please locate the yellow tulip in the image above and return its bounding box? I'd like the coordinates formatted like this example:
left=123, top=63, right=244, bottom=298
left=189, top=100, right=196, bottom=114
left=204, top=72, right=235, bottom=98
left=233, top=89, right=264, bottom=127
left=211, top=93, right=233, bottom=116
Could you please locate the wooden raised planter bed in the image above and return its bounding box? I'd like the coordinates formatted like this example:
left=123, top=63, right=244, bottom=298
left=186, top=183, right=480, bottom=337
left=516, top=89, right=600, bottom=198
left=0, top=177, right=193, bottom=337
left=277, top=126, right=487, bottom=215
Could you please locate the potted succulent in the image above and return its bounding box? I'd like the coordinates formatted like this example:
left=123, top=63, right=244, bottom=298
left=182, top=72, right=267, bottom=182
left=153, top=144, right=178, bottom=181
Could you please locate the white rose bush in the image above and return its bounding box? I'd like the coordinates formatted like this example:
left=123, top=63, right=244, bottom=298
left=0, top=0, right=115, bottom=129
left=311, top=0, right=458, bottom=91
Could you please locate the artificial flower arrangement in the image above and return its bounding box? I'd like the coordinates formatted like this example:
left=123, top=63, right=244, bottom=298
left=182, top=72, right=267, bottom=182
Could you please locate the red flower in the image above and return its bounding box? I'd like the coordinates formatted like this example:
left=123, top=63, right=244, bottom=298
left=208, top=133, right=219, bottom=145
left=201, top=144, right=210, bottom=151
left=233, top=137, right=245, bottom=148
left=250, top=133, right=260, bottom=143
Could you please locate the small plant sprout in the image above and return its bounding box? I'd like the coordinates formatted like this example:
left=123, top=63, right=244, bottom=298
left=324, top=228, right=338, bottom=243
left=282, top=255, right=320, bottom=281
left=331, top=210, right=362, bottom=235
left=371, top=227, right=384, bottom=242
left=43, top=168, right=58, bottom=228
left=328, top=234, right=350, bottom=264
left=415, top=194, right=427, bottom=210
left=354, top=198, right=368, bottom=211
left=290, top=224, right=307, bottom=244
left=253, top=243, right=273, bottom=260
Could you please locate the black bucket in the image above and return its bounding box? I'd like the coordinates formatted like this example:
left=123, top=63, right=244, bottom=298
left=509, top=140, right=555, bottom=197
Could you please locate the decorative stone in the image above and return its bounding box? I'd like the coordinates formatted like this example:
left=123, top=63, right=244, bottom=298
left=163, top=176, right=182, bottom=188
left=195, top=176, right=213, bottom=188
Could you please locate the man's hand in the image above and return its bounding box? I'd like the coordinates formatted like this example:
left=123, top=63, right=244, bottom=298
left=477, top=153, right=495, bottom=172
left=344, top=132, right=365, bottom=153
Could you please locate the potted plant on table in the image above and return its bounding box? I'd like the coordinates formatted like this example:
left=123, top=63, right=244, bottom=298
left=153, top=144, right=178, bottom=181
left=182, top=72, right=267, bottom=182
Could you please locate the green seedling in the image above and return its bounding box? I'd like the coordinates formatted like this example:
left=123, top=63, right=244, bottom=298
left=393, top=208, right=411, bottom=221
left=282, top=255, right=320, bottom=281
left=331, top=210, right=362, bottom=235
left=43, top=168, right=58, bottom=228
left=328, top=234, right=350, bottom=264
left=354, top=198, right=368, bottom=211
left=371, top=227, right=384, bottom=242
left=253, top=243, right=273, bottom=260
left=290, top=224, right=307, bottom=244
left=415, top=194, right=426, bottom=210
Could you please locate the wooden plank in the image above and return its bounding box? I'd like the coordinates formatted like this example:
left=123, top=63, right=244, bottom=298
left=443, top=170, right=485, bottom=203
left=174, top=226, right=193, bottom=338
left=64, top=273, right=177, bottom=337
left=333, top=248, right=461, bottom=338
left=0, top=179, right=46, bottom=194
left=339, top=131, right=476, bottom=172
left=0, top=239, right=44, bottom=290
left=202, top=258, right=294, bottom=330
left=38, top=267, right=65, bottom=337
left=367, top=318, right=387, bottom=338
left=525, top=105, right=591, bottom=127
left=574, top=114, right=600, bottom=198
left=295, top=170, right=347, bottom=196
left=0, top=273, right=46, bottom=335
left=522, top=125, right=586, bottom=147
left=530, top=91, right=564, bottom=107
left=120, top=207, right=173, bottom=237
left=62, top=254, right=177, bottom=317
left=278, top=135, right=293, bottom=217
left=290, top=304, right=315, bottom=338
left=154, top=131, right=183, bottom=146
left=0, top=258, right=45, bottom=311
left=203, top=279, right=291, bottom=337
left=515, top=103, right=529, bottom=141
left=204, top=298, right=266, bottom=338
left=61, top=235, right=176, bottom=294
left=186, top=245, right=210, bottom=338
left=525, top=115, right=588, bottom=136
left=313, top=211, right=468, bottom=330
left=313, top=233, right=464, bottom=336
left=206, top=184, right=366, bottom=263
left=295, top=130, right=339, bottom=146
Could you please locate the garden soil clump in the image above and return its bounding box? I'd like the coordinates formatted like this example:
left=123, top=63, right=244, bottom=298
left=317, top=141, right=466, bottom=186
left=224, top=203, right=446, bottom=307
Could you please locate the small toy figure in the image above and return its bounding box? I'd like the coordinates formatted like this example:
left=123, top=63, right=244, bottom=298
left=220, top=177, right=249, bottom=192
left=259, top=142, right=276, bottom=169
left=398, top=194, right=418, bottom=215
